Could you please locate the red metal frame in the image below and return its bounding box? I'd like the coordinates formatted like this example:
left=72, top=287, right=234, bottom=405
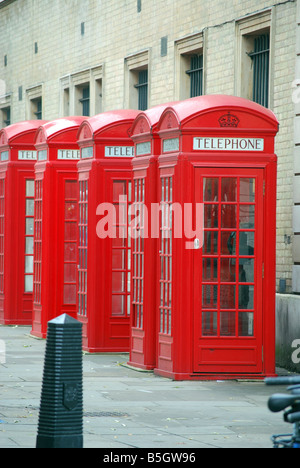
left=128, top=104, right=176, bottom=370
left=152, top=95, right=278, bottom=380
left=31, top=117, right=85, bottom=338
left=76, top=110, right=139, bottom=352
left=0, top=121, right=47, bottom=325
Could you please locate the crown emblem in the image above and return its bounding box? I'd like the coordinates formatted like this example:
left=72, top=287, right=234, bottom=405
left=219, top=112, right=240, bottom=128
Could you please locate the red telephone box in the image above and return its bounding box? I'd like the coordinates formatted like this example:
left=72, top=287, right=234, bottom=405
left=128, top=104, right=178, bottom=370
left=76, top=109, right=139, bottom=352
left=0, top=121, right=47, bottom=325
left=31, top=116, right=85, bottom=338
left=152, top=95, right=278, bottom=380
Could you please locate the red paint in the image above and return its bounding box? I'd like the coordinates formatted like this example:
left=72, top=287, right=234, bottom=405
left=0, top=121, right=47, bottom=325
left=130, top=95, right=279, bottom=380
left=31, top=117, right=85, bottom=338
left=76, top=110, right=139, bottom=352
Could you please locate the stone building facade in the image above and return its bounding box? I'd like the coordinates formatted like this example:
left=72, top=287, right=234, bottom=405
left=0, top=0, right=299, bottom=368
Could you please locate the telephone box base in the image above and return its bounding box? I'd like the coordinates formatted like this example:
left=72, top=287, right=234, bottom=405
left=154, top=369, right=277, bottom=381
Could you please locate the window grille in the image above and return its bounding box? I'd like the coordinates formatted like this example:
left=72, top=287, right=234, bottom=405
left=33, top=180, right=43, bottom=304
left=134, top=70, right=148, bottom=111
left=132, top=178, right=145, bottom=328
left=34, top=98, right=42, bottom=119
left=24, top=180, right=34, bottom=293
left=159, top=176, right=173, bottom=335
left=79, top=86, right=90, bottom=116
left=248, top=34, right=270, bottom=108
left=0, top=179, right=5, bottom=294
left=186, top=55, right=203, bottom=98
left=78, top=180, right=88, bottom=316
left=63, top=181, right=78, bottom=305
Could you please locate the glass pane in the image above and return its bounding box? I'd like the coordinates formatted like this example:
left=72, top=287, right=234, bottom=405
left=26, top=218, right=34, bottom=235
left=221, top=178, right=237, bottom=202
left=25, top=256, right=33, bottom=274
left=112, top=249, right=125, bottom=269
left=25, top=237, right=34, bottom=255
left=239, top=312, right=254, bottom=336
left=25, top=275, right=33, bottom=293
left=221, top=205, right=237, bottom=228
left=65, top=222, right=77, bottom=241
left=220, top=285, right=236, bottom=309
left=239, top=285, right=254, bottom=310
left=221, top=231, right=236, bottom=255
left=203, top=258, right=218, bottom=282
left=26, top=180, right=34, bottom=197
left=26, top=199, right=34, bottom=216
left=112, top=272, right=125, bottom=293
left=65, top=202, right=77, bottom=220
left=65, top=181, right=77, bottom=199
left=220, top=258, right=236, bottom=282
left=113, top=181, right=126, bottom=202
left=239, top=258, right=254, bottom=283
left=203, top=231, right=218, bottom=254
left=64, top=263, right=77, bottom=282
left=202, top=285, right=218, bottom=309
left=203, top=178, right=218, bottom=201
left=240, top=205, right=255, bottom=229
left=64, top=243, right=76, bottom=261
left=240, top=178, right=255, bottom=203
left=239, top=231, right=255, bottom=256
left=202, top=312, right=217, bottom=336
left=220, top=312, right=236, bottom=336
left=204, top=205, right=218, bottom=228
left=112, top=295, right=124, bottom=316
left=64, top=284, right=76, bottom=304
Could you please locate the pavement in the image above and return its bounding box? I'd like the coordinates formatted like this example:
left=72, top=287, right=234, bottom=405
left=0, top=324, right=295, bottom=449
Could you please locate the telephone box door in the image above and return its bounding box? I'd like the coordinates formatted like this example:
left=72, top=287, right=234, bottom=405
left=194, top=167, right=264, bottom=374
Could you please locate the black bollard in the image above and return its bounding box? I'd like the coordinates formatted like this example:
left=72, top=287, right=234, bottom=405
left=36, top=314, right=83, bottom=448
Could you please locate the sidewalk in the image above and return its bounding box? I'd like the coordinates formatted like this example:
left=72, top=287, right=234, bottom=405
left=0, top=324, right=291, bottom=449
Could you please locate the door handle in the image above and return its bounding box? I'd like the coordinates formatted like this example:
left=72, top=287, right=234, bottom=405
left=194, top=238, right=200, bottom=250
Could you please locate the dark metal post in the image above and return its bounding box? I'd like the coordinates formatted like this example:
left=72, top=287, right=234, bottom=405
left=36, top=314, right=83, bottom=448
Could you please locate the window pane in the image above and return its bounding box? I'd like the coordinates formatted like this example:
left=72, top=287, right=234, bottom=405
left=239, top=312, right=254, bottom=336
left=239, top=205, right=255, bottom=229
left=203, top=178, right=218, bottom=201
left=202, top=285, right=218, bottom=309
left=204, top=205, right=218, bottom=228
left=221, top=205, right=237, bottom=228
left=239, top=285, right=254, bottom=310
left=64, top=243, right=76, bottom=261
left=26, top=218, right=34, bottom=235
left=64, top=285, right=76, bottom=304
left=239, top=231, right=255, bottom=256
left=65, top=202, right=77, bottom=220
left=112, top=272, right=125, bottom=293
left=202, top=312, right=217, bottom=336
left=64, top=263, right=77, bottom=282
left=240, top=179, right=255, bottom=203
left=220, top=312, right=236, bottom=336
left=112, top=295, right=124, bottom=316
left=25, top=275, right=33, bottom=293
left=25, top=256, right=33, bottom=274
left=220, top=258, right=236, bottom=282
left=25, top=237, right=34, bottom=255
left=221, top=178, right=237, bottom=202
left=26, top=180, right=34, bottom=197
left=220, top=285, right=236, bottom=309
left=26, top=199, right=34, bottom=216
